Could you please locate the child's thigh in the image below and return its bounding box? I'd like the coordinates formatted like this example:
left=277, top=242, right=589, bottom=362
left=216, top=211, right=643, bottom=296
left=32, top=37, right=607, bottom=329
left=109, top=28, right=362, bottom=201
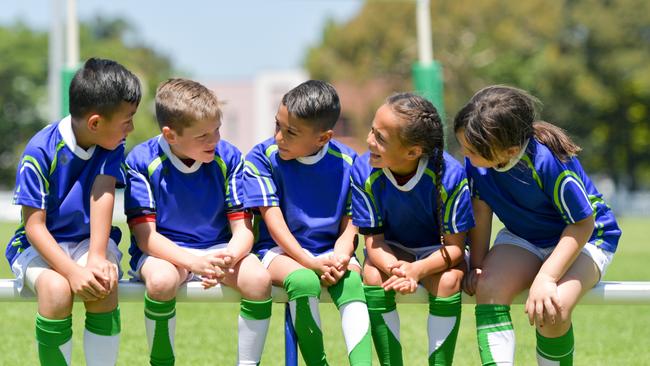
left=140, top=256, right=187, bottom=298
left=476, top=244, right=542, bottom=304
left=556, top=251, right=600, bottom=314
left=267, top=254, right=308, bottom=286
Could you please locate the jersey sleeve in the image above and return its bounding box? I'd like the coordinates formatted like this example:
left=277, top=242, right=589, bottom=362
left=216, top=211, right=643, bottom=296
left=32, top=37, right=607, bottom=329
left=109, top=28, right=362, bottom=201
left=99, top=143, right=127, bottom=188
left=123, top=148, right=156, bottom=220
left=242, top=145, right=279, bottom=208
left=464, top=158, right=482, bottom=200
left=13, top=146, right=51, bottom=210
left=440, top=165, right=475, bottom=234
left=350, top=156, right=383, bottom=231
left=539, top=154, right=593, bottom=224
left=220, top=143, right=245, bottom=212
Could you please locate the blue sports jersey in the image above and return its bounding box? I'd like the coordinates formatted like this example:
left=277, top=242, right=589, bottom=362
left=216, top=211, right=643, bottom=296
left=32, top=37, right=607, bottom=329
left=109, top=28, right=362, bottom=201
left=351, top=152, right=474, bottom=248
left=243, top=138, right=356, bottom=256
left=5, top=116, right=125, bottom=266
left=124, top=136, right=244, bottom=270
left=465, top=138, right=621, bottom=252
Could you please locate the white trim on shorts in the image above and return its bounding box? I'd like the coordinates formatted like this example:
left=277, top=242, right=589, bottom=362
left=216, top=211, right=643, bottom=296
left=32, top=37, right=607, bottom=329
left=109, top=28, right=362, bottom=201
left=493, top=228, right=614, bottom=280
left=11, top=238, right=122, bottom=295
left=261, top=246, right=361, bottom=269
left=130, top=243, right=233, bottom=283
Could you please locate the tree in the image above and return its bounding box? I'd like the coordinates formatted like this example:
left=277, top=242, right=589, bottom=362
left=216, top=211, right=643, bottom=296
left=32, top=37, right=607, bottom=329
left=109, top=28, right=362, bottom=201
left=0, top=17, right=175, bottom=188
left=306, top=0, right=650, bottom=189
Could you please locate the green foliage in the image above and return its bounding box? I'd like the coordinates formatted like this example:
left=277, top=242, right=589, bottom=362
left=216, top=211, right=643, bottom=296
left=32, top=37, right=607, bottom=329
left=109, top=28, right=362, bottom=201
left=306, top=0, right=650, bottom=189
left=0, top=17, right=174, bottom=188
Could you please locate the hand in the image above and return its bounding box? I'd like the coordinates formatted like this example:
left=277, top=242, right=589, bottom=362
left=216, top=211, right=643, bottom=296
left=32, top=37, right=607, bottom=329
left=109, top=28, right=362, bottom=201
left=320, top=265, right=346, bottom=287
left=188, top=251, right=233, bottom=278
left=382, top=261, right=421, bottom=294
left=86, top=257, right=118, bottom=293
left=67, top=265, right=109, bottom=302
left=382, top=275, right=418, bottom=294
left=309, top=256, right=335, bottom=277
left=525, top=273, right=562, bottom=327
left=200, top=274, right=221, bottom=289
left=463, top=267, right=482, bottom=296
left=330, top=253, right=351, bottom=272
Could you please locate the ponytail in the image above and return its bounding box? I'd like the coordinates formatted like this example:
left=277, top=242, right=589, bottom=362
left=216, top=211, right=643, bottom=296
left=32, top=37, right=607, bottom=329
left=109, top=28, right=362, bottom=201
left=533, top=121, right=581, bottom=162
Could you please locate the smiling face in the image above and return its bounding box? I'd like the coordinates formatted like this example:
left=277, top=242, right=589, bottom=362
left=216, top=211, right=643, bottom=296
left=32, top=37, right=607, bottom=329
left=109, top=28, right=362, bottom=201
left=274, top=103, right=331, bottom=160
left=163, top=117, right=221, bottom=163
left=366, top=103, right=421, bottom=175
left=92, top=101, right=138, bottom=150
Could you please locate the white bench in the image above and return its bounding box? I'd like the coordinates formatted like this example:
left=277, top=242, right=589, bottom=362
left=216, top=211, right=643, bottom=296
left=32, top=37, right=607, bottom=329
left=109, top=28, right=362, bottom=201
left=2, top=279, right=649, bottom=365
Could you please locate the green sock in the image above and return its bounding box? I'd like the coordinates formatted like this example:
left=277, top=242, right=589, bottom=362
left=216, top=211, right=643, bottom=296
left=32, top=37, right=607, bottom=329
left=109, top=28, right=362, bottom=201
left=364, top=286, right=402, bottom=366
left=475, top=304, right=515, bottom=366
left=145, top=294, right=176, bottom=366
left=328, top=271, right=372, bottom=366
left=35, top=313, right=72, bottom=366
left=238, top=298, right=272, bottom=365
left=427, top=293, right=461, bottom=366
left=536, top=325, right=574, bottom=366
left=284, top=268, right=328, bottom=366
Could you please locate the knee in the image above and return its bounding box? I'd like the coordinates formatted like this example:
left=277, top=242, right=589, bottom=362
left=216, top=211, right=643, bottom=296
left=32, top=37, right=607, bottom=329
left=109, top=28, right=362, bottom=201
left=145, top=272, right=179, bottom=300
left=437, top=270, right=463, bottom=295
left=239, top=268, right=272, bottom=299
left=362, top=262, right=383, bottom=286
left=475, top=270, right=507, bottom=301
left=284, top=269, right=321, bottom=300
left=37, top=275, right=73, bottom=316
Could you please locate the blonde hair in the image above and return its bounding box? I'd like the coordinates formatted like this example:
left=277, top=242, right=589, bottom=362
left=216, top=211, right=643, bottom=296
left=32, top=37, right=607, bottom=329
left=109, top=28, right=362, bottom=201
left=155, top=78, right=222, bottom=134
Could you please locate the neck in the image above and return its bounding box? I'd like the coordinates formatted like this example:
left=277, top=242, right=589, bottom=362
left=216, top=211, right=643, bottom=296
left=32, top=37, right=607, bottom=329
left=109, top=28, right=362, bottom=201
left=70, top=118, right=94, bottom=150
left=389, top=158, right=419, bottom=176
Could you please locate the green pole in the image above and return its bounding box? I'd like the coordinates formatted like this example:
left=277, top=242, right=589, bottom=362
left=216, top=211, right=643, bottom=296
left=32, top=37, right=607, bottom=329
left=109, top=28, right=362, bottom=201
left=60, top=66, right=78, bottom=118
left=412, top=60, right=445, bottom=121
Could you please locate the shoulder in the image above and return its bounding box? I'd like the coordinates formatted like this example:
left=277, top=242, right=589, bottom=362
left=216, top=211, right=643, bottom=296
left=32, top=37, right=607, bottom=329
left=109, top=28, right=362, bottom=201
left=327, top=139, right=357, bottom=165
left=126, top=136, right=162, bottom=171
left=352, top=152, right=382, bottom=185
left=246, top=138, right=276, bottom=161
left=215, top=139, right=242, bottom=161
left=22, top=123, right=60, bottom=160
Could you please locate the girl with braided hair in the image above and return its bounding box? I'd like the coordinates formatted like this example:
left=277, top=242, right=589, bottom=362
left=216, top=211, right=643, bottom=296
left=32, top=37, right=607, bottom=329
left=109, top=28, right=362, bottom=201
left=351, top=92, right=475, bottom=365
left=454, top=85, right=620, bottom=365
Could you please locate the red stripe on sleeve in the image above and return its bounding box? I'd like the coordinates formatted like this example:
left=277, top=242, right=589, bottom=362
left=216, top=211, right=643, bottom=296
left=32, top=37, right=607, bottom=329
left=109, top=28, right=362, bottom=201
left=127, top=214, right=157, bottom=228
left=227, top=211, right=253, bottom=221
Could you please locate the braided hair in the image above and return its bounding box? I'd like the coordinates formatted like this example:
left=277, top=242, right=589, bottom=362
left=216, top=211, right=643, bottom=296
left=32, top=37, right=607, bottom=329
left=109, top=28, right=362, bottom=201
left=386, top=93, right=451, bottom=266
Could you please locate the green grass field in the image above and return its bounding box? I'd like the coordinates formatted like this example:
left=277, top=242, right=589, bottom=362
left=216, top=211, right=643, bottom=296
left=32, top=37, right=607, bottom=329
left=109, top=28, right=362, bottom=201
left=1, top=218, right=649, bottom=365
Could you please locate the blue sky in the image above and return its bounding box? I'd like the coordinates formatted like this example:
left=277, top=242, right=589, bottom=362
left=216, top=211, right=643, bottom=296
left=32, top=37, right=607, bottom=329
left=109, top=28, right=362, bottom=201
left=1, top=0, right=363, bottom=80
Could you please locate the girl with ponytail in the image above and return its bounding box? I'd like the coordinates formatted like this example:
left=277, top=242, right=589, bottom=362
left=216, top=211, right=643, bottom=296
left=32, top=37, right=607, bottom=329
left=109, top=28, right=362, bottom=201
left=351, top=93, right=475, bottom=365
left=454, top=85, right=621, bottom=365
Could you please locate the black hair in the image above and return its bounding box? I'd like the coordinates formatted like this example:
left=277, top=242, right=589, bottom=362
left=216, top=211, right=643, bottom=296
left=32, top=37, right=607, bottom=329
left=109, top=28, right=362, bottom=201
left=69, top=57, right=142, bottom=119
left=454, top=85, right=580, bottom=162
left=281, top=80, right=340, bottom=131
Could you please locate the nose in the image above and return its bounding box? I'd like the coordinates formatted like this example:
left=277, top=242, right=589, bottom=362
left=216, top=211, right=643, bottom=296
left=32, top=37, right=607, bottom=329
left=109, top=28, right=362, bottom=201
left=366, top=130, right=374, bottom=147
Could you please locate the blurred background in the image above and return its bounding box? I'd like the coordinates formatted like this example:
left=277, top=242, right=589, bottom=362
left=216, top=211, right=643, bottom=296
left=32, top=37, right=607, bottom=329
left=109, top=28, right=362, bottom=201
left=1, top=0, right=649, bottom=218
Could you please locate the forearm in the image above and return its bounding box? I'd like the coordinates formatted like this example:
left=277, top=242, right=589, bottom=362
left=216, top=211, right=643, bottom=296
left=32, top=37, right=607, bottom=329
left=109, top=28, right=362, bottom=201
left=260, top=206, right=314, bottom=266
left=227, top=218, right=254, bottom=263
left=538, top=216, right=595, bottom=282
left=334, top=216, right=357, bottom=257
left=415, top=243, right=464, bottom=278
left=468, top=198, right=492, bottom=268
left=88, top=175, right=117, bottom=260
left=27, top=223, right=79, bottom=277
left=134, top=225, right=197, bottom=269
left=366, top=235, right=399, bottom=275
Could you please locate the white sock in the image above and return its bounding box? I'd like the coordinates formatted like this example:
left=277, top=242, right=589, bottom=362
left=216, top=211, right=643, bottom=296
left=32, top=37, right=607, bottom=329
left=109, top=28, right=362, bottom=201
left=237, top=315, right=271, bottom=365
left=340, top=301, right=370, bottom=355
left=84, top=329, right=120, bottom=366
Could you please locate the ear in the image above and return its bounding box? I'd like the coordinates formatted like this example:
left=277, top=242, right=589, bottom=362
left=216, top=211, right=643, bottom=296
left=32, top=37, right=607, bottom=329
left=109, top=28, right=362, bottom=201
left=505, top=146, right=520, bottom=158
left=87, top=114, right=101, bottom=132
left=406, top=145, right=423, bottom=161
left=317, top=129, right=333, bottom=146
left=161, top=126, right=178, bottom=144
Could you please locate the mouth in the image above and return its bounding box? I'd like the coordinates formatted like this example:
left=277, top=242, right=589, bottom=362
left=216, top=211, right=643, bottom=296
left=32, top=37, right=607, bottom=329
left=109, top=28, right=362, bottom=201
left=369, top=152, right=381, bottom=160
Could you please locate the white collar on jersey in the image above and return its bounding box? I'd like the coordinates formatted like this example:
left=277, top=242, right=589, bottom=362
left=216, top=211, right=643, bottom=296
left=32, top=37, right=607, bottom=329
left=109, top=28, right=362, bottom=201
left=492, top=139, right=530, bottom=173
left=382, top=157, right=429, bottom=192
left=58, top=115, right=96, bottom=160
left=296, top=141, right=330, bottom=165
left=157, top=136, right=203, bottom=174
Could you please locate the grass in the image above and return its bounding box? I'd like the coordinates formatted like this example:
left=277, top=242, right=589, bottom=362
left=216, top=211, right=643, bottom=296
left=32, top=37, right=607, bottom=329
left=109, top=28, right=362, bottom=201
left=1, top=218, right=649, bottom=365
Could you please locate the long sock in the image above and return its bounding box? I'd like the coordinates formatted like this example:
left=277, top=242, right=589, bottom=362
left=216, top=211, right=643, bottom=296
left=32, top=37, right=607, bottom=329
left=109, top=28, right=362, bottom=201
left=284, top=268, right=328, bottom=366
left=145, top=294, right=176, bottom=366
left=536, top=325, right=574, bottom=366
left=84, top=307, right=121, bottom=366
left=364, top=286, right=402, bottom=366
left=329, top=271, right=372, bottom=366
left=427, top=292, right=461, bottom=366
left=35, top=313, right=73, bottom=366
left=237, top=298, right=272, bottom=366
left=475, top=304, right=515, bottom=366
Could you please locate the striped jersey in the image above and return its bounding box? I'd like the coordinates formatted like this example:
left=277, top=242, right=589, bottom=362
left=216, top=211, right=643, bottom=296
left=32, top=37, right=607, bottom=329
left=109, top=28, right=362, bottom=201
left=243, top=138, right=356, bottom=255
left=6, top=116, right=125, bottom=266
left=124, top=136, right=244, bottom=270
left=465, top=138, right=621, bottom=252
left=351, top=151, right=474, bottom=248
